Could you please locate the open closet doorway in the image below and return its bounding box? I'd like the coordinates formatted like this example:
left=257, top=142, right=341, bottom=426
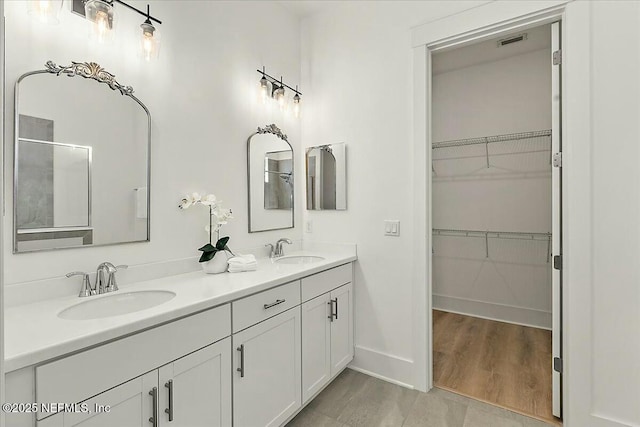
left=430, top=21, right=562, bottom=425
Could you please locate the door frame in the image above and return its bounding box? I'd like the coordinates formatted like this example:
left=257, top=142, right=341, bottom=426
left=410, top=2, right=587, bottom=422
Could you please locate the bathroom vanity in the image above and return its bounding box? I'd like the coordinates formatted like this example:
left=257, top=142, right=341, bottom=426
left=4, top=250, right=356, bottom=427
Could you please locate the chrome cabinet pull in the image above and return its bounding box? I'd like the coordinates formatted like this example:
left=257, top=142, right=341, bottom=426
left=263, top=299, right=285, bottom=309
left=237, top=344, right=245, bottom=377
left=328, top=298, right=338, bottom=321
left=164, top=379, right=174, bottom=421
left=149, top=387, right=158, bottom=426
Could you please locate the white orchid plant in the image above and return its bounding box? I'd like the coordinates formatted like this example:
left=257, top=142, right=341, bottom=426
left=179, top=193, right=234, bottom=263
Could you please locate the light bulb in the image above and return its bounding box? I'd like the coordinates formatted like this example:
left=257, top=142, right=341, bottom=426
left=84, top=0, right=114, bottom=43
left=140, top=21, right=160, bottom=61
left=27, top=0, right=63, bottom=24
left=259, top=76, right=270, bottom=104
left=293, top=93, right=301, bottom=118
left=274, top=87, right=286, bottom=111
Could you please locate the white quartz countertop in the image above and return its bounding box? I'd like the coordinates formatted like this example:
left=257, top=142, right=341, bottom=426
left=4, top=249, right=356, bottom=373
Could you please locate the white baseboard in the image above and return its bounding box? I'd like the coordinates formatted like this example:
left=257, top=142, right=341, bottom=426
left=433, top=294, right=552, bottom=329
left=349, top=345, right=415, bottom=389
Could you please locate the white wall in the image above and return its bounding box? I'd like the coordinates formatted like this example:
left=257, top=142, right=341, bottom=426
left=300, top=0, right=492, bottom=385
left=3, top=1, right=302, bottom=287
left=1, top=0, right=6, bottom=423
left=432, top=46, right=552, bottom=328
left=303, top=6, right=640, bottom=427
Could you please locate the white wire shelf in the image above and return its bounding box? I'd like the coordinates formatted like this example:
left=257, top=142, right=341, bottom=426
left=432, top=228, right=552, bottom=261
left=432, top=129, right=552, bottom=150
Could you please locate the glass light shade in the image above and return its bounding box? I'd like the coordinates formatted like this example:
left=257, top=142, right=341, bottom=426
left=140, top=22, right=160, bottom=61
left=293, top=94, right=301, bottom=118
left=27, top=0, right=64, bottom=25
left=259, top=76, right=270, bottom=104
left=273, top=86, right=286, bottom=111
left=84, top=0, right=114, bottom=43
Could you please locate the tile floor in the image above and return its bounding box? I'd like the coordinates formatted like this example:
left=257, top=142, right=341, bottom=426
left=286, top=369, right=555, bottom=427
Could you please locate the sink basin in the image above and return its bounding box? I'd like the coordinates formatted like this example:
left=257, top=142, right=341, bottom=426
left=275, top=256, right=325, bottom=265
left=58, top=290, right=176, bottom=320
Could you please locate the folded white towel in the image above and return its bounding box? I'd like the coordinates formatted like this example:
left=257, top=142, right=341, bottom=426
left=227, top=254, right=258, bottom=272
left=228, top=264, right=257, bottom=273
left=227, top=254, right=257, bottom=265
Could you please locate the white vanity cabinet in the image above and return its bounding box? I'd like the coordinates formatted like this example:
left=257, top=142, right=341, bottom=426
left=38, top=339, right=232, bottom=427
left=232, top=282, right=302, bottom=427
left=157, top=338, right=232, bottom=427
left=300, top=265, right=354, bottom=404
left=6, top=260, right=356, bottom=427
left=33, top=304, right=232, bottom=427
left=37, top=371, right=157, bottom=427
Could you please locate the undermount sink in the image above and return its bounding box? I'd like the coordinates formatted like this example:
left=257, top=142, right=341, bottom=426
left=58, top=290, right=176, bottom=320
left=275, top=255, right=325, bottom=265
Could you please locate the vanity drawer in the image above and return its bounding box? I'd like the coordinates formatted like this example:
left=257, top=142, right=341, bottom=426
left=35, top=303, right=231, bottom=420
left=232, top=280, right=301, bottom=333
left=301, top=263, right=352, bottom=302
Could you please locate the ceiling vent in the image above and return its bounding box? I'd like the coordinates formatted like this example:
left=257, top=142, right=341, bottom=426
left=497, top=33, right=528, bottom=47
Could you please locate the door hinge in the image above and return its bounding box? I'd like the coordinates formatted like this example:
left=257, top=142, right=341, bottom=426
left=553, top=255, right=562, bottom=270
left=553, top=152, right=562, bottom=168
left=553, top=49, right=562, bottom=65
left=554, top=357, right=563, bottom=373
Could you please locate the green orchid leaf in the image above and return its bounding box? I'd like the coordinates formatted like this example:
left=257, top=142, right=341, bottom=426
left=198, top=243, right=216, bottom=252
left=216, top=236, right=230, bottom=250
left=199, top=250, right=217, bottom=263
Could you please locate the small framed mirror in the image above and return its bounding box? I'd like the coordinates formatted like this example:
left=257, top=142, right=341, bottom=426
left=14, top=61, right=151, bottom=252
left=247, top=124, right=294, bottom=232
left=306, top=143, right=346, bottom=210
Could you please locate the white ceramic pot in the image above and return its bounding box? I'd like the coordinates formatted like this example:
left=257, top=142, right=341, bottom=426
left=201, top=250, right=231, bottom=274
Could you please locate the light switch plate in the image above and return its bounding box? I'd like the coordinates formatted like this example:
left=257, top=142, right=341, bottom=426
left=305, top=220, right=313, bottom=233
left=384, top=220, right=400, bottom=236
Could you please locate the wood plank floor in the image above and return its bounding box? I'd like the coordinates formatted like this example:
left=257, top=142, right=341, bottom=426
left=433, top=310, right=560, bottom=425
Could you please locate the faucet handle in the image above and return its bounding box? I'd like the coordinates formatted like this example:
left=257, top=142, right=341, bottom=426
left=105, top=265, right=128, bottom=293
left=265, top=244, right=275, bottom=259
left=66, top=271, right=95, bottom=297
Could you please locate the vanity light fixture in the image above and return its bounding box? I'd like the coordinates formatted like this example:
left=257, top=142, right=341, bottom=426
left=256, top=68, right=302, bottom=117
left=27, top=0, right=64, bottom=25
left=72, top=0, right=163, bottom=56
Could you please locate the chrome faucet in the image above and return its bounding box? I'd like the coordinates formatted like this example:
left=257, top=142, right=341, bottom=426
left=67, top=262, right=128, bottom=297
left=274, top=238, right=293, bottom=257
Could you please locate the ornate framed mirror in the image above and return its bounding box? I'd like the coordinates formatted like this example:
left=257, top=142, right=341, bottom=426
left=14, top=61, right=151, bottom=252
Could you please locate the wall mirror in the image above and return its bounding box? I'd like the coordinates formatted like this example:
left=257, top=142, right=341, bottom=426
left=14, top=61, right=151, bottom=253
left=247, top=124, right=294, bottom=232
left=306, top=143, right=346, bottom=210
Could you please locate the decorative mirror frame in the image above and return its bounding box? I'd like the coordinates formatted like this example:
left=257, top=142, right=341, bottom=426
left=247, top=124, right=295, bottom=233
left=13, top=60, right=152, bottom=253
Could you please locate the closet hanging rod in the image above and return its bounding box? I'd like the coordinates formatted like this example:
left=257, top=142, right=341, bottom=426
left=432, top=129, right=552, bottom=150
left=432, top=228, right=551, bottom=241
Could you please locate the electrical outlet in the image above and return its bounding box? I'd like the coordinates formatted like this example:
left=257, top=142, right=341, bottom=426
left=384, top=220, right=400, bottom=236
left=305, top=220, right=313, bottom=233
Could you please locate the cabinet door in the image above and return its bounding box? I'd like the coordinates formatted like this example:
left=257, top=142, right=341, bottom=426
left=158, top=337, right=231, bottom=427
left=301, top=293, right=332, bottom=403
left=38, top=371, right=157, bottom=427
left=330, top=282, right=353, bottom=376
left=233, top=307, right=301, bottom=427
